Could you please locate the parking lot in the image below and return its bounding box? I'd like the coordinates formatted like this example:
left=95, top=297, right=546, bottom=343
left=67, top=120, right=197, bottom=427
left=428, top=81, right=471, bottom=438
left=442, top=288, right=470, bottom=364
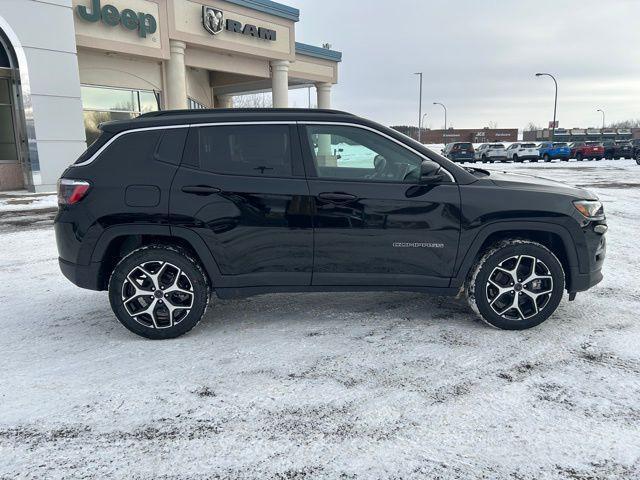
left=1, top=159, right=639, bottom=479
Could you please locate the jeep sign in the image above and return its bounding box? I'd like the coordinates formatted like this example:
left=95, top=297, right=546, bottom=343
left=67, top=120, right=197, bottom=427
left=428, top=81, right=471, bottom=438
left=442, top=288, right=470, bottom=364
left=76, top=0, right=157, bottom=38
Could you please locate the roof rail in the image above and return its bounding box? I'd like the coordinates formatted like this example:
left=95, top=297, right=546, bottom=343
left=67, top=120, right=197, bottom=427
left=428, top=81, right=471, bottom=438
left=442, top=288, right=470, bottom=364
left=139, top=108, right=354, bottom=118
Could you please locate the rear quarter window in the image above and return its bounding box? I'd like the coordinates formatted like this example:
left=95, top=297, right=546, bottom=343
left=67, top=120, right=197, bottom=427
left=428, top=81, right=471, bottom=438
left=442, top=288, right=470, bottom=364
left=74, top=131, right=114, bottom=164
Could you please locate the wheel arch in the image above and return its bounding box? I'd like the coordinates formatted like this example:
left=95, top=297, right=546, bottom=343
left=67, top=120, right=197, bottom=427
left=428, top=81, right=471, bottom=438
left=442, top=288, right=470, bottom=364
left=452, top=222, right=579, bottom=291
left=91, top=225, right=222, bottom=290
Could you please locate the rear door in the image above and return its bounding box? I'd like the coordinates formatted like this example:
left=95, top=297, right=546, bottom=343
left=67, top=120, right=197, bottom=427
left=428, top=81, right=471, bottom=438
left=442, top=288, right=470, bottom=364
left=169, top=123, right=313, bottom=287
left=299, top=122, right=461, bottom=287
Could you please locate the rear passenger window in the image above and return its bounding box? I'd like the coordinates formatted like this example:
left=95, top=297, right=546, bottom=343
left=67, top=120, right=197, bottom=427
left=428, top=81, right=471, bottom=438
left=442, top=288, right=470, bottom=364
left=197, top=125, right=292, bottom=177
left=155, top=128, right=188, bottom=165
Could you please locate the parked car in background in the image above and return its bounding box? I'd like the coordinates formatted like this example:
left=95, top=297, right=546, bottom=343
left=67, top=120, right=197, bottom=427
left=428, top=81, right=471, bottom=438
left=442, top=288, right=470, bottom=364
left=632, top=139, right=640, bottom=164
left=505, top=143, right=539, bottom=162
left=570, top=141, right=604, bottom=161
left=475, top=143, right=507, bottom=162
left=538, top=142, right=571, bottom=162
left=442, top=142, right=475, bottom=163
left=602, top=140, right=634, bottom=160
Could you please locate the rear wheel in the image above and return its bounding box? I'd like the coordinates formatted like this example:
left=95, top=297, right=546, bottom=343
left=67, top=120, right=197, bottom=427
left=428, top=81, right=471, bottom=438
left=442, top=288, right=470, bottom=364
left=108, top=245, right=210, bottom=339
left=466, top=240, right=565, bottom=330
left=543, top=153, right=551, bottom=163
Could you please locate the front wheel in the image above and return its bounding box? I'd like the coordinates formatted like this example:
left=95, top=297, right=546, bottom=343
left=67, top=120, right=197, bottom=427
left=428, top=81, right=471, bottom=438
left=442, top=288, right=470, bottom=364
left=576, top=153, right=583, bottom=161
left=543, top=153, right=551, bottom=163
left=466, top=240, right=565, bottom=330
left=108, top=245, right=210, bottom=339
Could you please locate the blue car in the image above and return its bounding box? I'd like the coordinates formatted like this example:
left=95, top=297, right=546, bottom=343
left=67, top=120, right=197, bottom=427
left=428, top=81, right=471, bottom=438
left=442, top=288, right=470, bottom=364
left=538, top=142, right=571, bottom=162
left=442, top=142, right=475, bottom=163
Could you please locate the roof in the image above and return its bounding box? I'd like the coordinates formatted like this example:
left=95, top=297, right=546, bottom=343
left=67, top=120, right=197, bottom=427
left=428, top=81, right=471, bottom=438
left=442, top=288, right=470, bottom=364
left=223, top=0, right=299, bottom=22
left=101, top=109, right=357, bottom=133
left=295, top=42, right=342, bottom=62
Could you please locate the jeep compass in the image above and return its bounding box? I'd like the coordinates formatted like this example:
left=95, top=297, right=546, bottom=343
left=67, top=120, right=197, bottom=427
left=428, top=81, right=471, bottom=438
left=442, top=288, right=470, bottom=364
left=55, top=109, right=607, bottom=339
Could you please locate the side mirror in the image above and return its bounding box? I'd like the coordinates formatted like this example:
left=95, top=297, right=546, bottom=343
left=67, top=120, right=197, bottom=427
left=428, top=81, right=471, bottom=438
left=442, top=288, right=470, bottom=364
left=419, top=160, right=447, bottom=184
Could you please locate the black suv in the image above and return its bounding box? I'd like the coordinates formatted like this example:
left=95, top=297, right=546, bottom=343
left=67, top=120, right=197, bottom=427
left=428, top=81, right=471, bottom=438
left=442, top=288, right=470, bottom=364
left=55, top=109, right=607, bottom=339
left=602, top=140, right=634, bottom=160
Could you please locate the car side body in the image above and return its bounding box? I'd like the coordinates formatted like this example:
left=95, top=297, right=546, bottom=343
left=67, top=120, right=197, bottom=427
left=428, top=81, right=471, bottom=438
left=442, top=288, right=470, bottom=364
left=505, top=142, right=539, bottom=162
left=602, top=140, right=633, bottom=160
left=54, top=109, right=607, bottom=337
left=474, top=143, right=507, bottom=163
left=442, top=142, right=475, bottom=163
left=570, top=141, right=605, bottom=161
left=538, top=142, right=571, bottom=161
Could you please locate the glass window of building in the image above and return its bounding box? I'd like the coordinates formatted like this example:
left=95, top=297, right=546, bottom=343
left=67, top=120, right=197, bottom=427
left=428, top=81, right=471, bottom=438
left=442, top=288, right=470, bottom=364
left=81, top=85, right=160, bottom=145
left=188, top=98, right=207, bottom=110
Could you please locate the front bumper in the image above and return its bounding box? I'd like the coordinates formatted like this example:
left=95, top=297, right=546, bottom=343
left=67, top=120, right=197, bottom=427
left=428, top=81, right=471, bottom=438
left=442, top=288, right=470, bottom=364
left=568, top=230, right=606, bottom=293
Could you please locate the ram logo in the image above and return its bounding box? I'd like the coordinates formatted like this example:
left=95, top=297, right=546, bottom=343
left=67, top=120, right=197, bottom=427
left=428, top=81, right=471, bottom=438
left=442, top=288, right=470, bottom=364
left=203, top=6, right=224, bottom=35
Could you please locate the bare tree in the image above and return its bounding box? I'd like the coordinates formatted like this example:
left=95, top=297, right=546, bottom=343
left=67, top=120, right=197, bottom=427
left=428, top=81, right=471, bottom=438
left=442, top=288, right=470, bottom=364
left=525, top=122, right=541, bottom=131
left=487, top=121, right=498, bottom=129
left=233, top=93, right=273, bottom=108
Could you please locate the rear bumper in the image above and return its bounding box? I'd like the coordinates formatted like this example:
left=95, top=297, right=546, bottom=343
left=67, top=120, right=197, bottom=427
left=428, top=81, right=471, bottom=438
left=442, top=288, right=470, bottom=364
left=518, top=155, right=539, bottom=161
left=59, top=257, right=104, bottom=291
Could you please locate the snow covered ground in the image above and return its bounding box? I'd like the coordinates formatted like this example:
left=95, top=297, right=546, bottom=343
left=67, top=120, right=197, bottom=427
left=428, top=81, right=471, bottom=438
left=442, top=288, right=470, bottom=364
left=1, top=159, right=639, bottom=479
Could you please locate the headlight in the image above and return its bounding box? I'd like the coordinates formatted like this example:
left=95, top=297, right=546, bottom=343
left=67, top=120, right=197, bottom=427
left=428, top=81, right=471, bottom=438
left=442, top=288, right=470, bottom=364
left=573, top=200, right=605, bottom=220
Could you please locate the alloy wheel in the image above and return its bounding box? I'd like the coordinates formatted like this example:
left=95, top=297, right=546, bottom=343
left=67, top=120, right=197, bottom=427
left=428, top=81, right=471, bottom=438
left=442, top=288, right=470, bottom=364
left=121, top=261, right=194, bottom=329
left=485, top=255, right=554, bottom=321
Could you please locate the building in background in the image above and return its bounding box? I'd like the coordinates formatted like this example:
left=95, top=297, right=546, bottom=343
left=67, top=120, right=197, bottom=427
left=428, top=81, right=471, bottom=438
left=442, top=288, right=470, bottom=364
left=0, top=0, right=342, bottom=191
left=392, top=126, right=518, bottom=144
left=523, top=128, right=640, bottom=142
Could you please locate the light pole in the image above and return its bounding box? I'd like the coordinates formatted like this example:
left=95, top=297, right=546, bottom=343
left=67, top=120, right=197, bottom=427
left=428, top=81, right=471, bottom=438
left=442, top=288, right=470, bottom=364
left=597, top=109, right=605, bottom=131
left=414, top=73, right=423, bottom=143
left=535, top=72, right=558, bottom=140
left=433, top=102, right=447, bottom=142
left=421, top=113, right=428, bottom=132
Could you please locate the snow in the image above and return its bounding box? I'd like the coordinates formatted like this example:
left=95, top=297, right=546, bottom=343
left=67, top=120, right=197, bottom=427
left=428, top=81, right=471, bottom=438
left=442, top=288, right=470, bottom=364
left=0, top=191, right=57, bottom=212
left=1, top=159, right=640, bottom=478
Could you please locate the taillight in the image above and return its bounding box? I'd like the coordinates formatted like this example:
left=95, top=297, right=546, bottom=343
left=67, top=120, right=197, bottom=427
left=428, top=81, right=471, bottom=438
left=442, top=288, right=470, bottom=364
left=57, top=179, right=90, bottom=205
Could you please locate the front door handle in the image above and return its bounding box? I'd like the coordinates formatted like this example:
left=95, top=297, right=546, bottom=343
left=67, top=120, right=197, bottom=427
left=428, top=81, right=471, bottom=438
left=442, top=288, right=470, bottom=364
left=181, top=185, right=221, bottom=196
left=318, top=192, right=358, bottom=203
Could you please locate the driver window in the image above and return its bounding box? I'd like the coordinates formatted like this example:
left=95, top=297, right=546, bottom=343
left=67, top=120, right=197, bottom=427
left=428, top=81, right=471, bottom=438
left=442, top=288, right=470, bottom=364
left=305, top=125, right=422, bottom=182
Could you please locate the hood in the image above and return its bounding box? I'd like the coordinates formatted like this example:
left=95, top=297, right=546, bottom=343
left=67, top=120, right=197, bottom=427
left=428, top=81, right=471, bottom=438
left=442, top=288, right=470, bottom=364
left=487, top=170, right=598, bottom=199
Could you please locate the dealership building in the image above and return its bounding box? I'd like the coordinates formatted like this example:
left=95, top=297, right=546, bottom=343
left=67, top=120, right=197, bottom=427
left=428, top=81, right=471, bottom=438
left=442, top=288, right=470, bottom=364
left=0, top=0, right=342, bottom=192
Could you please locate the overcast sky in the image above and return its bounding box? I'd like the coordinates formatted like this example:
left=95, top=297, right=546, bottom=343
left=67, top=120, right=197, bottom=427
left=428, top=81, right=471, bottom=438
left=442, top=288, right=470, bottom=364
left=287, top=0, right=640, bottom=130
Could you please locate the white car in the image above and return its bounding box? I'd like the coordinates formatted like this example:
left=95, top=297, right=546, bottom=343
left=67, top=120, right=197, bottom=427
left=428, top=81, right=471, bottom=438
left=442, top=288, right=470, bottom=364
left=505, top=142, right=540, bottom=162
left=475, top=143, right=507, bottom=163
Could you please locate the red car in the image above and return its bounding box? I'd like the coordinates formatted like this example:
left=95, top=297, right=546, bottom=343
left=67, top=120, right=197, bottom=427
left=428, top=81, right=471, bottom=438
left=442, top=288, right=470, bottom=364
left=570, top=141, right=604, bottom=161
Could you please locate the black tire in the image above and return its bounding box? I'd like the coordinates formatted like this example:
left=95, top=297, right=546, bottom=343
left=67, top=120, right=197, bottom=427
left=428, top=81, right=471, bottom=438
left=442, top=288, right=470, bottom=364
left=466, top=239, right=565, bottom=330
left=543, top=153, right=551, bottom=163
left=513, top=154, right=518, bottom=163
left=576, top=153, right=583, bottom=161
left=108, top=245, right=210, bottom=339
left=636, top=153, right=640, bottom=165
left=481, top=154, right=487, bottom=163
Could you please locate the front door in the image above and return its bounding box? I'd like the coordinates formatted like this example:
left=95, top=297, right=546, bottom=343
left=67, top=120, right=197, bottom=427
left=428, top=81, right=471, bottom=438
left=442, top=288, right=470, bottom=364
left=170, top=123, right=314, bottom=288
left=300, top=123, right=461, bottom=287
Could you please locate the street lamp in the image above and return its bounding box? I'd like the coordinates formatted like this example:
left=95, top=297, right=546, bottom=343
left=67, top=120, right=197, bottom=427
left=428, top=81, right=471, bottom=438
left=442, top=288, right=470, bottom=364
left=535, top=72, right=558, bottom=140
left=597, top=109, right=605, bottom=131
left=414, top=73, right=423, bottom=143
left=421, top=113, right=428, bottom=131
left=433, top=102, right=447, bottom=131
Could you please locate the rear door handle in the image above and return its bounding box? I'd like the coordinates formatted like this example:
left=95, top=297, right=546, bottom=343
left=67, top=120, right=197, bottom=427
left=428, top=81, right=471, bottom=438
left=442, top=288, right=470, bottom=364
left=318, top=192, right=358, bottom=203
left=181, top=185, right=221, bottom=195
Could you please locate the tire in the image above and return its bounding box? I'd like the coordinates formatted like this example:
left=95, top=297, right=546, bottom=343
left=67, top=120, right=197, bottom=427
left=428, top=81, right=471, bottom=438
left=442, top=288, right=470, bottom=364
left=512, top=154, right=518, bottom=163
left=108, top=245, right=210, bottom=339
left=576, top=153, right=583, bottom=161
left=466, top=239, right=565, bottom=330
left=482, top=154, right=487, bottom=163
left=543, top=153, right=551, bottom=163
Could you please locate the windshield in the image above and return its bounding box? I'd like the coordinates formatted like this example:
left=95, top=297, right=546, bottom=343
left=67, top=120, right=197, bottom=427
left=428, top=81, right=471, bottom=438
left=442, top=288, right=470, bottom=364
left=521, top=143, right=536, bottom=148
left=552, top=142, right=568, bottom=147
left=489, top=144, right=504, bottom=148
